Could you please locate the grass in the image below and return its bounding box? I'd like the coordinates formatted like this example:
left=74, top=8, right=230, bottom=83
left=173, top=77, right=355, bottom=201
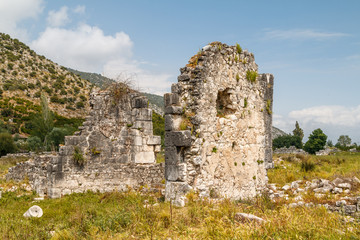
left=268, top=152, right=360, bottom=187
left=0, top=153, right=359, bottom=239
left=246, top=70, right=258, bottom=83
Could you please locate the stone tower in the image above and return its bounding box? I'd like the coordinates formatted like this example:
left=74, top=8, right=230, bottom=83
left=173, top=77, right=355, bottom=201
left=164, top=42, right=274, bottom=206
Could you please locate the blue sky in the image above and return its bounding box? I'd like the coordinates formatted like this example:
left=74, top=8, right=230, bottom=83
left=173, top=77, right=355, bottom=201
left=1, top=0, right=360, bottom=143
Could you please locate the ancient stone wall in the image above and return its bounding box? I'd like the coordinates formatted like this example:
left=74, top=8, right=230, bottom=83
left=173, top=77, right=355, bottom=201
left=164, top=42, right=274, bottom=206
left=7, top=87, right=164, bottom=197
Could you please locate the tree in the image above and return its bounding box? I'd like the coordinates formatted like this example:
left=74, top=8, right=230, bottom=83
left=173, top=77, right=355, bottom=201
left=273, top=135, right=302, bottom=149
left=327, top=140, right=333, bottom=147
left=292, top=121, right=304, bottom=142
left=45, top=127, right=72, bottom=151
left=304, top=128, right=327, bottom=154
left=27, top=136, right=42, bottom=152
left=31, top=94, right=54, bottom=142
left=0, top=132, right=17, bottom=156
left=336, top=135, right=351, bottom=148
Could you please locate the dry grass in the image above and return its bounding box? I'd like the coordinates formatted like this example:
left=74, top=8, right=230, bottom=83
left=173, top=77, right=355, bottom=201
left=0, top=153, right=359, bottom=239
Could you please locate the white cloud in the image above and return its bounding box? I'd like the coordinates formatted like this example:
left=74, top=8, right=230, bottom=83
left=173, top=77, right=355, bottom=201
left=264, top=29, right=349, bottom=41
left=103, top=59, right=172, bottom=95
left=31, top=23, right=172, bottom=94
left=74, top=5, right=86, bottom=14
left=273, top=105, right=360, bottom=143
left=289, top=105, right=360, bottom=127
left=47, top=6, right=70, bottom=27
left=31, top=24, right=133, bottom=72
left=0, top=0, right=44, bottom=40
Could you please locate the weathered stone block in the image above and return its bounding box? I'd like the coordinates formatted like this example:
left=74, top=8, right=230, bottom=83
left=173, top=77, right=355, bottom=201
left=171, top=83, right=179, bottom=93
left=164, top=93, right=179, bottom=107
left=48, top=188, right=61, bottom=198
left=65, top=136, right=80, bottom=145
left=165, top=146, right=180, bottom=165
left=132, top=108, right=152, bottom=121
left=165, top=115, right=182, bottom=131
left=133, top=121, right=153, bottom=131
left=178, top=74, right=190, bottom=81
left=134, top=136, right=143, bottom=146
left=134, top=152, right=155, bottom=164
left=344, top=205, right=357, bottom=215
left=58, top=146, right=73, bottom=156
left=165, top=131, right=192, bottom=147
left=165, top=164, right=179, bottom=181
left=147, top=136, right=161, bottom=145
left=165, top=106, right=183, bottom=115
left=165, top=181, right=192, bottom=207
left=132, top=97, right=148, bottom=108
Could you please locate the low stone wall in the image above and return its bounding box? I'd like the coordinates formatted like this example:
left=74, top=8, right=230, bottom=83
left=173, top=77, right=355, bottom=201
left=6, top=88, right=164, bottom=198
left=6, top=153, right=55, bottom=196
left=274, top=146, right=307, bottom=155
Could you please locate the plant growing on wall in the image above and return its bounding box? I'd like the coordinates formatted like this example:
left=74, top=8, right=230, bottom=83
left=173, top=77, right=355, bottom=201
left=236, top=43, right=242, bottom=54
left=266, top=100, right=272, bottom=114
left=246, top=70, right=258, bottom=83
left=73, top=146, right=86, bottom=166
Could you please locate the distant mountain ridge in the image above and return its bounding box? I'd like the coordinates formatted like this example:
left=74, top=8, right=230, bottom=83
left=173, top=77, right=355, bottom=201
left=66, top=68, right=165, bottom=115
left=67, top=68, right=114, bottom=88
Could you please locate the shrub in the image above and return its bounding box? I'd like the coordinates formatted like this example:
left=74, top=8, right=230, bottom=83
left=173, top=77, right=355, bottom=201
left=152, top=112, right=164, bottom=147
left=73, top=146, right=86, bottom=166
left=236, top=43, right=242, bottom=54
left=27, top=136, right=42, bottom=152
left=266, top=99, right=272, bottom=114
left=45, top=127, right=70, bottom=150
left=246, top=70, right=257, bottom=83
left=301, top=158, right=315, bottom=172
left=76, top=101, right=85, bottom=109
left=273, top=135, right=302, bottom=149
left=0, top=132, right=17, bottom=156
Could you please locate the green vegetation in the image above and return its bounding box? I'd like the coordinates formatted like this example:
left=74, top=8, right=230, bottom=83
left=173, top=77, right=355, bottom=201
left=152, top=112, right=165, bottom=147
left=273, top=135, right=302, bottom=149
left=266, top=99, right=272, bottom=114
left=269, top=152, right=360, bottom=187
left=0, top=132, right=17, bottom=156
left=73, top=146, right=85, bottom=166
left=243, top=97, right=248, bottom=108
left=236, top=43, right=242, bottom=54
left=304, top=128, right=327, bottom=154
left=335, top=135, right=353, bottom=150
left=246, top=70, right=258, bottom=83
left=0, top=32, right=91, bottom=130
left=292, top=121, right=304, bottom=141
left=0, top=153, right=359, bottom=239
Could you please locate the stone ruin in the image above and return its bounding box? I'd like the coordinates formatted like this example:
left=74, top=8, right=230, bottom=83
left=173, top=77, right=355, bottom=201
left=7, top=85, right=164, bottom=197
left=7, top=42, right=274, bottom=205
left=164, top=42, right=273, bottom=206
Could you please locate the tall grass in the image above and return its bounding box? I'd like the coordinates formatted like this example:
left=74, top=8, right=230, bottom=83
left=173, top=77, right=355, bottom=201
left=0, top=153, right=359, bottom=239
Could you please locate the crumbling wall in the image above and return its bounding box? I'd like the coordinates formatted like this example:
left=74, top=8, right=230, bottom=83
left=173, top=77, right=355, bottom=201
left=7, top=86, right=164, bottom=198
left=164, top=42, right=274, bottom=206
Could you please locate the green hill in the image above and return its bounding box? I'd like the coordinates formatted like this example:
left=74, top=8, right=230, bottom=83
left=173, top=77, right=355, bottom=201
left=0, top=32, right=93, bottom=151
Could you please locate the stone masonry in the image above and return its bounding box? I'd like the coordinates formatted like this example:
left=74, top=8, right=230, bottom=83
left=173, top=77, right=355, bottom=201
left=164, top=42, right=274, bottom=206
left=7, top=86, right=164, bottom=197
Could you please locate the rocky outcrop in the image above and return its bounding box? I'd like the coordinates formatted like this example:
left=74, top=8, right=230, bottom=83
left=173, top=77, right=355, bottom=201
left=164, top=42, right=274, bottom=206
left=267, top=177, right=360, bottom=217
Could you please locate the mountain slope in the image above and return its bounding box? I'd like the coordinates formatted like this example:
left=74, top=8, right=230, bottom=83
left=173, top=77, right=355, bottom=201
left=0, top=33, right=93, bottom=135
left=66, top=68, right=166, bottom=115
left=67, top=68, right=114, bottom=88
